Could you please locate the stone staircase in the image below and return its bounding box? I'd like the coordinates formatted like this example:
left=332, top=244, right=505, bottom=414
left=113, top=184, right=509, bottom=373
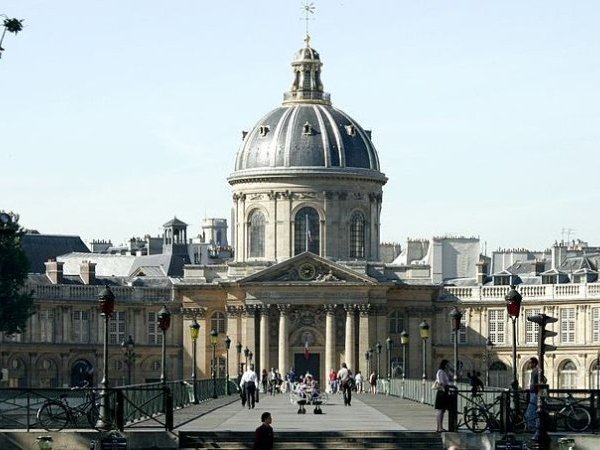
left=179, top=430, right=444, bottom=450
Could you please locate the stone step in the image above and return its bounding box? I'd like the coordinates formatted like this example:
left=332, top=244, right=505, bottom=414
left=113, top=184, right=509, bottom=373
left=179, top=431, right=444, bottom=450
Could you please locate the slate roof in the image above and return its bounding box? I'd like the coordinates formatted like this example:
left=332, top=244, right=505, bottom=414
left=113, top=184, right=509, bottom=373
left=22, top=233, right=90, bottom=273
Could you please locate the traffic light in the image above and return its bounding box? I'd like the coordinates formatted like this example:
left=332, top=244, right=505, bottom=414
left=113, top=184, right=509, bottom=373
left=527, top=313, right=558, bottom=376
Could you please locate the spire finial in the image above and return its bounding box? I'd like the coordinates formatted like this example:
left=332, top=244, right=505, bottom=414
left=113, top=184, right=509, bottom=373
left=301, top=1, right=315, bottom=41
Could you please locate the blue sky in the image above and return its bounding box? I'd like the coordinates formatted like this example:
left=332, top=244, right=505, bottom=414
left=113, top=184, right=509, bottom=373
left=1, top=1, right=599, bottom=253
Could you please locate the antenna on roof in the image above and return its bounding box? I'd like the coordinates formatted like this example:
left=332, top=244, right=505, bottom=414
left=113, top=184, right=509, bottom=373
left=301, top=1, right=316, bottom=41
left=561, top=228, right=575, bottom=244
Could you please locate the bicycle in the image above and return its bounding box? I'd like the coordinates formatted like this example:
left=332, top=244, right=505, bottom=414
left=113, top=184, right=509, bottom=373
left=37, top=387, right=100, bottom=431
left=551, top=393, right=592, bottom=432
left=463, top=394, right=525, bottom=433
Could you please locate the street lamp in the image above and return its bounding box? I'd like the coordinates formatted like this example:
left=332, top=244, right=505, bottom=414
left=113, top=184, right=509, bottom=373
left=236, top=342, right=243, bottom=374
left=386, top=337, right=393, bottom=380
left=224, top=336, right=231, bottom=395
left=157, top=305, right=171, bottom=384
left=419, top=320, right=430, bottom=403
left=189, top=319, right=200, bottom=404
left=505, top=285, right=523, bottom=423
left=244, top=346, right=249, bottom=368
left=96, top=285, right=115, bottom=430
left=485, top=336, right=494, bottom=386
left=120, top=335, right=135, bottom=385
left=400, top=330, right=409, bottom=379
left=368, top=348, right=373, bottom=375
left=375, top=342, right=382, bottom=377
left=248, top=351, right=253, bottom=364
left=449, top=307, right=463, bottom=382
left=210, top=329, right=218, bottom=398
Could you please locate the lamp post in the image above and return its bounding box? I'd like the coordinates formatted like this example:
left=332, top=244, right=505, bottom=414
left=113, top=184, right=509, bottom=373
left=400, top=330, right=409, bottom=380
left=244, top=346, right=249, bottom=369
left=189, top=319, right=200, bottom=404
left=248, top=351, right=253, bottom=365
left=375, top=342, right=382, bottom=377
left=368, top=348, right=373, bottom=375
left=120, top=335, right=135, bottom=385
left=224, top=336, right=231, bottom=395
left=419, top=320, right=430, bottom=403
left=96, top=285, right=115, bottom=430
left=485, top=336, right=494, bottom=386
left=236, top=342, right=243, bottom=374
left=158, top=305, right=171, bottom=385
left=386, top=337, right=393, bottom=380
left=505, top=284, right=522, bottom=424
left=449, top=307, right=463, bottom=382
left=210, top=329, right=218, bottom=398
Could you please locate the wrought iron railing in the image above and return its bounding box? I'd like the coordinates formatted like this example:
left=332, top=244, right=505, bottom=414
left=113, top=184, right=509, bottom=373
left=0, top=378, right=235, bottom=431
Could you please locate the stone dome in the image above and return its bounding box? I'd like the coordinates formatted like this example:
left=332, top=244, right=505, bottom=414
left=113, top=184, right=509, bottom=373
left=229, top=37, right=386, bottom=185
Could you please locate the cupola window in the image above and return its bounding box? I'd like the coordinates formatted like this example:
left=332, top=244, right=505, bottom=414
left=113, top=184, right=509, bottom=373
left=345, top=125, right=357, bottom=137
left=259, top=126, right=270, bottom=137
left=303, top=122, right=313, bottom=135
left=349, top=211, right=365, bottom=259
left=294, top=207, right=320, bottom=255
left=249, top=210, right=266, bottom=258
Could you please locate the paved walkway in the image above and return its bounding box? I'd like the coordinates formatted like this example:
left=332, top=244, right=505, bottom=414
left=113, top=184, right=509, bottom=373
left=177, top=392, right=437, bottom=432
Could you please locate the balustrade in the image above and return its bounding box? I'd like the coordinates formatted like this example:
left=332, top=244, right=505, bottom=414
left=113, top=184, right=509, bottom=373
left=445, top=282, right=600, bottom=302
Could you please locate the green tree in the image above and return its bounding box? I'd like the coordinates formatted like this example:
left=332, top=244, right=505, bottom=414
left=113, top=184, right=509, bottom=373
left=0, top=211, right=34, bottom=335
left=0, top=15, right=24, bottom=59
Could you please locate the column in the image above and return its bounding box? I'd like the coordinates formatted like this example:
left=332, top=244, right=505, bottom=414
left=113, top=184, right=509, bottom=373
left=324, top=304, right=337, bottom=374
left=278, top=305, right=290, bottom=373
left=226, top=305, right=242, bottom=379
left=344, top=305, right=356, bottom=371
left=358, top=304, right=371, bottom=375
left=259, top=305, right=270, bottom=373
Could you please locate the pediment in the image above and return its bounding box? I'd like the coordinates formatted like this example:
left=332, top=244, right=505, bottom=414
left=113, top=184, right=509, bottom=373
left=237, top=252, right=377, bottom=284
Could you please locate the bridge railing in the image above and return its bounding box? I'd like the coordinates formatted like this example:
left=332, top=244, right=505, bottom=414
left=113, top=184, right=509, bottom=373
left=0, top=378, right=236, bottom=431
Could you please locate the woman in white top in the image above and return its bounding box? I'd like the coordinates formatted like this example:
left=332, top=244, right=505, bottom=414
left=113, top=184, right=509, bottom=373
left=434, top=359, right=451, bottom=432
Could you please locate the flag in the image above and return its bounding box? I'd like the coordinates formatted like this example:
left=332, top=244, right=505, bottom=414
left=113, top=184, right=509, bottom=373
left=304, top=338, right=310, bottom=360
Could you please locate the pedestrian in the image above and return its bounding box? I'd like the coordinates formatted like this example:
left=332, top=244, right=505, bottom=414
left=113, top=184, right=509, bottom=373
left=253, top=411, right=274, bottom=450
left=434, top=359, right=452, bottom=432
left=468, top=371, right=484, bottom=396
left=241, top=364, right=258, bottom=409
left=337, top=362, right=353, bottom=406
left=354, top=371, right=364, bottom=393
left=525, top=357, right=540, bottom=431
left=369, top=370, right=378, bottom=394
left=328, top=368, right=338, bottom=394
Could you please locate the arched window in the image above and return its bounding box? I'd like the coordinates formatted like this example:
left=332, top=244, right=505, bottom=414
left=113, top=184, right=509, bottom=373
left=349, top=212, right=365, bottom=259
left=489, top=361, right=510, bottom=388
left=294, top=207, right=320, bottom=255
left=558, top=360, right=578, bottom=390
left=211, top=312, right=226, bottom=334
left=388, top=311, right=404, bottom=335
left=249, top=210, right=266, bottom=257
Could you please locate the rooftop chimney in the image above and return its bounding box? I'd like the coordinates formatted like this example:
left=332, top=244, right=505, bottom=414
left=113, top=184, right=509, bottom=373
left=80, top=260, right=96, bottom=285
left=45, top=259, right=64, bottom=284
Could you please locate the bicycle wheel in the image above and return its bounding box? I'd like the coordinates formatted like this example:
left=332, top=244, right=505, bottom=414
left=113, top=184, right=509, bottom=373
left=464, top=407, right=488, bottom=433
left=566, top=406, right=591, bottom=432
left=37, top=401, right=69, bottom=431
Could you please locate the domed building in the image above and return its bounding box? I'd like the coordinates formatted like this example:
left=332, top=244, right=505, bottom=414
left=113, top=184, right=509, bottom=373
left=178, top=37, right=438, bottom=386
left=229, top=36, right=387, bottom=263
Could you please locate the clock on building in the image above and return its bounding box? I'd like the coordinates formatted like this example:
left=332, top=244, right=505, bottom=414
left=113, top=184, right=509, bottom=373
left=298, top=262, right=316, bottom=281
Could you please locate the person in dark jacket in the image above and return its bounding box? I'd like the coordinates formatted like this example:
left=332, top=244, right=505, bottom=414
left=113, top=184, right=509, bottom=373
left=253, top=411, right=273, bottom=450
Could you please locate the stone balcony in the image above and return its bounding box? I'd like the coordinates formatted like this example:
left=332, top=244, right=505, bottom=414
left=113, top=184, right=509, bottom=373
left=27, top=283, right=172, bottom=303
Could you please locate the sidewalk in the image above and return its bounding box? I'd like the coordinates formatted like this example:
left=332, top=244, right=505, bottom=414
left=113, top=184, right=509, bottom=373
left=178, top=391, right=436, bottom=432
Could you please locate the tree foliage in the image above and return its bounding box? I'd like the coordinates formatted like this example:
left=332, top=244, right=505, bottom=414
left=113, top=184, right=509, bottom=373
left=0, top=15, right=25, bottom=59
left=0, top=211, right=34, bottom=335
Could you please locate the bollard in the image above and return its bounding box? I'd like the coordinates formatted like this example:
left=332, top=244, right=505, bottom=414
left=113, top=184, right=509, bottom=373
left=115, top=389, right=124, bottom=431
left=448, top=388, right=458, bottom=431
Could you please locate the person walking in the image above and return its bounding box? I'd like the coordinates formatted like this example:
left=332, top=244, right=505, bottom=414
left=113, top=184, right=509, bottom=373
left=369, top=370, right=378, bottom=394
left=354, top=371, right=364, bottom=393
left=434, top=359, right=452, bottom=432
left=525, top=357, right=541, bottom=431
left=253, top=411, right=274, bottom=450
left=241, top=364, right=259, bottom=409
left=337, top=362, right=353, bottom=406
